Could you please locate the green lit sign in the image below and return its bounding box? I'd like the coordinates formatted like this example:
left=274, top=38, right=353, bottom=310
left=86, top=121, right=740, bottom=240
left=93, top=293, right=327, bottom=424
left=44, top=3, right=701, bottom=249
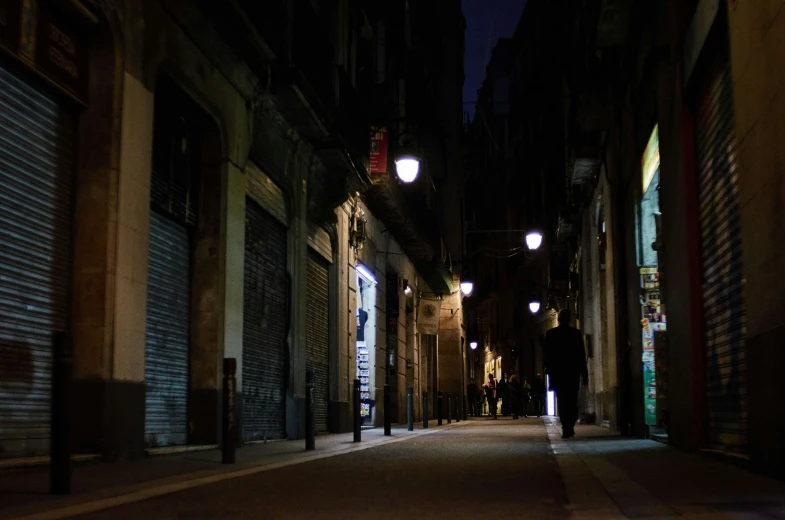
left=642, top=125, right=660, bottom=195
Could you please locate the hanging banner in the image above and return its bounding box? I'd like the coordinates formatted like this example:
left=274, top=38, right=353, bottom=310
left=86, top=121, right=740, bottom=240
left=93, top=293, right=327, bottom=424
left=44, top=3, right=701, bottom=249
left=417, top=298, right=441, bottom=335
left=369, top=126, right=389, bottom=178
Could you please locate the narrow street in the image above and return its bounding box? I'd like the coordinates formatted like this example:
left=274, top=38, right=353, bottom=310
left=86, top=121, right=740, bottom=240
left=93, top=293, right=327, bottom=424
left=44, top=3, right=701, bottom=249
left=73, top=419, right=569, bottom=520
left=0, top=418, right=775, bottom=520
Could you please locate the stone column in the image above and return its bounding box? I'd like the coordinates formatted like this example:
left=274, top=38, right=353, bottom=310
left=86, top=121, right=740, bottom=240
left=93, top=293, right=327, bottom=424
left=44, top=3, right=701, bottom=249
left=285, top=143, right=309, bottom=440
left=438, top=275, right=464, bottom=401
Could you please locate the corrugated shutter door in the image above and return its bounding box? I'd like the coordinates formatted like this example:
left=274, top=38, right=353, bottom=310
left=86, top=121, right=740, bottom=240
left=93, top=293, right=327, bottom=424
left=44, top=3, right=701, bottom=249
left=243, top=198, right=287, bottom=440
left=696, top=58, right=747, bottom=454
left=0, top=63, right=74, bottom=457
left=307, top=223, right=332, bottom=263
left=306, top=251, right=330, bottom=432
left=144, top=211, right=190, bottom=447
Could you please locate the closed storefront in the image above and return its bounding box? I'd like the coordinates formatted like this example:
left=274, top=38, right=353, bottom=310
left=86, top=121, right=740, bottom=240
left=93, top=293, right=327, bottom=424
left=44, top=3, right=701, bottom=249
left=243, top=165, right=287, bottom=441
left=144, top=83, right=200, bottom=448
left=306, top=225, right=332, bottom=433
left=144, top=212, right=191, bottom=447
left=0, top=61, right=75, bottom=457
left=694, top=41, right=747, bottom=455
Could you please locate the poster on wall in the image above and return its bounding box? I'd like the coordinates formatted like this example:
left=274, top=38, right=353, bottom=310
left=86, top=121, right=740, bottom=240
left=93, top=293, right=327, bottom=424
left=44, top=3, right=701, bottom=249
left=417, top=298, right=441, bottom=335
left=356, top=341, right=373, bottom=424
left=640, top=267, right=665, bottom=426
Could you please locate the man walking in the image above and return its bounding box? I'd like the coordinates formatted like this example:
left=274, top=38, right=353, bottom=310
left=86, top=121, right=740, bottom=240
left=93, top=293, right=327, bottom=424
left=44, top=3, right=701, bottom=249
left=544, top=308, right=588, bottom=438
left=533, top=373, right=546, bottom=417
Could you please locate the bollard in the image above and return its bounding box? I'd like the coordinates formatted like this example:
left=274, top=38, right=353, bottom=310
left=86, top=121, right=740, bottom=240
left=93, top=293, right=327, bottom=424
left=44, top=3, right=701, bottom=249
left=353, top=378, right=362, bottom=442
left=383, top=384, right=391, bottom=436
left=407, top=387, right=414, bottom=431
left=437, top=391, right=443, bottom=426
left=222, top=358, right=237, bottom=464
left=305, top=370, right=315, bottom=451
left=423, top=391, right=429, bottom=429
left=50, top=332, right=72, bottom=494
left=447, top=393, right=452, bottom=424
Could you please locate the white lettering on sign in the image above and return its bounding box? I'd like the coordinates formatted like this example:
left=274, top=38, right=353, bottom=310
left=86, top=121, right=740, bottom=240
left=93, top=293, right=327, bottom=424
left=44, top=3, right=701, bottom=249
left=48, top=23, right=75, bottom=55
left=48, top=45, right=78, bottom=78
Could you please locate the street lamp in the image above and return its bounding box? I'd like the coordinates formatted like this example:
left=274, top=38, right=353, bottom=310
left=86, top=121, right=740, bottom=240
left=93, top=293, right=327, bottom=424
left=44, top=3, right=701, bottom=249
left=470, top=341, right=478, bottom=350
left=395, top=154, right=420, bottom=183
left=525, top=231, right=543, bottom=251
left=528, top=300, right=541, bottom=314
left=460, top=281, right=474, bottom=296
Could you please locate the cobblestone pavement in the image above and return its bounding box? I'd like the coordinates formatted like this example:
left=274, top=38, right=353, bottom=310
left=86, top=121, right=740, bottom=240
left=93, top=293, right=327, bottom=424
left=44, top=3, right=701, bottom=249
left=4, top=417, right=785, bottom=519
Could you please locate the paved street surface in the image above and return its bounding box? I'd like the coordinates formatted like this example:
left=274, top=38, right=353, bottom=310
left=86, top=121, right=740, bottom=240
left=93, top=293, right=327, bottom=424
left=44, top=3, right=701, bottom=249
left=3, top=418, right=785, bottom=519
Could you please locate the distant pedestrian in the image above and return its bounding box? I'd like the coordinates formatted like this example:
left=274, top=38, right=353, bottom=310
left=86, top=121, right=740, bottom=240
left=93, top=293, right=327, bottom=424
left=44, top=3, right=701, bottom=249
left=483, top=374, right=498, bottom=419
left=466, top=379, right=479, bottom=417
left=499, top=373, right=509, bottom=416
left=544, top=308, right=588, bottom=439
left=521, top=377, right=532, bottom=417
left=508, top=375, right=522, bottom=419
left=532, top=373, right=546, bottom=417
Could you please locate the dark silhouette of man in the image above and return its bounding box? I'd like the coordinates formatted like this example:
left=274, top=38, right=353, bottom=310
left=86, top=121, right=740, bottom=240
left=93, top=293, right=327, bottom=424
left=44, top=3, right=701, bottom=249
left=357, top=308, right=368, bottom=341
left=544, top=308, right=588, bottom=439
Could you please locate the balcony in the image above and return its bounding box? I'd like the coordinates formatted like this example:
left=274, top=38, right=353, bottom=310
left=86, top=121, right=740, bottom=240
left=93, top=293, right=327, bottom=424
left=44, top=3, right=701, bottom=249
left=197, top=0, right=373, bottom=221
left=364, top=174, right=452, bottom=295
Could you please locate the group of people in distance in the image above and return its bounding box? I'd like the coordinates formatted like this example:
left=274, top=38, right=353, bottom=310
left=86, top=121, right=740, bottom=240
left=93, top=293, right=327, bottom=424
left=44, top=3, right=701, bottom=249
left=466, top=373, right=546, bottom=420
left=466, top=308, right=589, bottom=439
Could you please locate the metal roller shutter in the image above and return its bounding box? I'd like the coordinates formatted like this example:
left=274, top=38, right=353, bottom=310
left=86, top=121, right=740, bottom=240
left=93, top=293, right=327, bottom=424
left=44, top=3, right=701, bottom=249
left=306, top=250, right=330, bottom=432
left=0, top=62, right=74, bottom=458
left=243, top=197, right=287, bottom=440
left=144, top=211, right=190, bottom=447
left=307, top=223, right=332, bottom=263
left=696, top=56, right=747, bottom=454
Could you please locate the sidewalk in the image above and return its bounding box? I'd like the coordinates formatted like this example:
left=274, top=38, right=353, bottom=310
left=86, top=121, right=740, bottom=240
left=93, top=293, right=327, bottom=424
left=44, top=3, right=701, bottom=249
left=546, top=418, right=785, bottom=520
left=0, top=420, right=466, bottom=520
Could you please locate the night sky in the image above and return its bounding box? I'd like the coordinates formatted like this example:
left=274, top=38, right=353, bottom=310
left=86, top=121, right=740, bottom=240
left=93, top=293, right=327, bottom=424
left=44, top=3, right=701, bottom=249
left=462, top=0, right=527, bottom=118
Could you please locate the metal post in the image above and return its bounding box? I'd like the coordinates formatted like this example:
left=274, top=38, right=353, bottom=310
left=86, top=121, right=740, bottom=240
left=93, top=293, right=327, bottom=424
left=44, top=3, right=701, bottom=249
left=222, top=358, right=237, bottom=464
left=50, top=331, right=72, bottom=494
left=457, top=398, right=461, bottom=423
left=423, top=391, right=429, bottom=429
left=305, top=370, right=315, bottom=450
left=383, top=384, right=391, bottom=436
left=447, top=393, right=452, bottom=424
left=464, top=396, right=468, bottom=420
left=407, top=387, right=414, bottom=431
left=437, top=391, right=443, bottom=426
left=353, top=378, right=361, bottom=442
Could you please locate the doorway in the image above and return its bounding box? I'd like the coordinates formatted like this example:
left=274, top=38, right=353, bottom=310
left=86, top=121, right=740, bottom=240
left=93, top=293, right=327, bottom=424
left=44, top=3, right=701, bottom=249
left=356, top=264, right=377, bottom=427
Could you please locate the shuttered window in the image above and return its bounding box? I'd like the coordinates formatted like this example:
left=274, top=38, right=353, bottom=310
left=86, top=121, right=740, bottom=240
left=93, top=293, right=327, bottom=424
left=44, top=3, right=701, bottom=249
left=306, top=251, right=330, bottom=432
left=242, top=198, right=287, bottom=440
left=0, top=61, right=74, bottom=457
left=144, top=212, right=190, bottom=447
left=696, top=56, right=747, bottom=454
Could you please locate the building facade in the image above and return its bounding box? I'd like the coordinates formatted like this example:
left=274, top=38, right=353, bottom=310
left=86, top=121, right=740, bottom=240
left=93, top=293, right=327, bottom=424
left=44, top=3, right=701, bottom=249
left=0, top=0, right=465, bottom=460
left=480, top=0, right=785, bottom=477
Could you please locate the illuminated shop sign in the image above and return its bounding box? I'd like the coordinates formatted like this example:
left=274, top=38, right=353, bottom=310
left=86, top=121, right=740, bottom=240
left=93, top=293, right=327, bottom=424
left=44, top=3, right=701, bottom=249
left=642, top=125, right=660, bottom=195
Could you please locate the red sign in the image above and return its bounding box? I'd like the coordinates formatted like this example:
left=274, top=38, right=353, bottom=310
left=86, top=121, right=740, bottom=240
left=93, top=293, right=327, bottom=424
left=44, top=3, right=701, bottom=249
left=369, top=126, right=389, bottom=176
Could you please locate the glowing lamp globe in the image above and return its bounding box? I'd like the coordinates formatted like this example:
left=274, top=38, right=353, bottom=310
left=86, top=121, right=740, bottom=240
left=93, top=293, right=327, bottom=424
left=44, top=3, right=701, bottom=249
left=470, top=341, right=478, bottom=350
left=525, top=231, right=543, bottom=251
left=528, top=301, right=541, bottom=314
left=395, top=156, right=420, bottom=183
left=460, top=281, right=474, bottom=296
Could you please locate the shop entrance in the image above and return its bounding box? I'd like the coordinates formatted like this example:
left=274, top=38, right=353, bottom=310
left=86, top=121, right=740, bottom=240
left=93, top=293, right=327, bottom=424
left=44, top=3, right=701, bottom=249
left=637, top=125, right=668, bottom=438
left=356, top=265, right=377, bottom=427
